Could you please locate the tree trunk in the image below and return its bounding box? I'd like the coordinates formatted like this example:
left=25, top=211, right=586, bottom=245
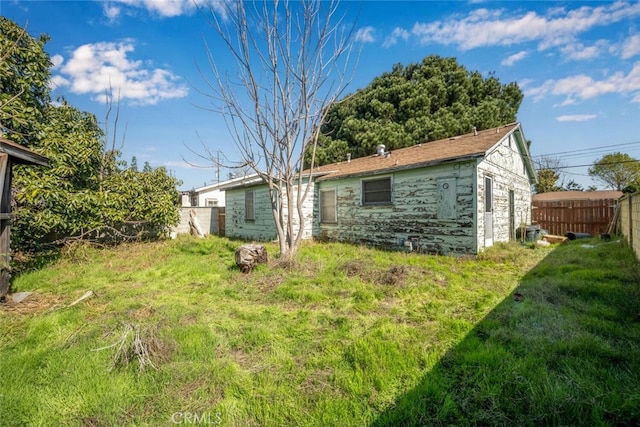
left=235, top=244, right=268, bottom=273
left=189, top=209, right=205, bottom=238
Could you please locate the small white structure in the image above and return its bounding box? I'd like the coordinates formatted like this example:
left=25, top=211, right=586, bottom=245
left=182, top=174, right=259, bottom=207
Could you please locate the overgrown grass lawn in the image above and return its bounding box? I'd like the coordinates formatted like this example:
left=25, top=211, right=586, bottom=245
left=1, top=236, right=639, bottom=426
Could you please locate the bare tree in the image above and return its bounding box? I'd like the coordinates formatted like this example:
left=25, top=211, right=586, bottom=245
left=533, top=155, right=571, bottom=193
left=198, top=0, right=357, bottom=260
left=99, top=86, right=127, bottom=191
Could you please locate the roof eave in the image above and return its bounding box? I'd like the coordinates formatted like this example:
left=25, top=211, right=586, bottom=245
left=219, top=177, right=265, bottom=191
left=513, top=126, right=537, bottom=185
left=316, top=154, right=484, bottom=182
left=482, top=123, right=537, bottom=185
left=0, top=137, right=49, bottom=166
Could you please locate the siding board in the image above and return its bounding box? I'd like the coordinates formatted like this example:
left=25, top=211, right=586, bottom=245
left=226, top=181, right=315, bottom=242
left=316, top=161, right=477, bottom=254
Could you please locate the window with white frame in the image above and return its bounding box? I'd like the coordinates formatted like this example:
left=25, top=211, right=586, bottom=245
left=362, top=177, right=392, bottom=205
left=320, top=188, right=337, bottom=223
left=205, top=198, right=218, bottom=207
left=245, top=190, right=255, bottom=221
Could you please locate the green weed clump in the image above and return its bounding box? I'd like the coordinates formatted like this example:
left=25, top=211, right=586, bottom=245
left=1, top=236, right=638, bottom=426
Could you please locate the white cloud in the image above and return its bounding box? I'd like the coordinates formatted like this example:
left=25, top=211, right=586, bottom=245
left=103, top=3, right=121, bottom=21
left=556, top=114, right=597, bottom=122
left=49, top=75, right=69, bottom=91
left=52, top=41, right=188, bottom=105
left=355, top=26, right=376, bottom=44
left=50, top=54, right=64, bottom=68
left=410, top=2, right=640, bottom=51
left=526, top=62, right=640, bottom=104
left=104, top=0, right=194, bottom=19
left=555, top=98, right=577, bottom=107
left=104, top=0, right=215, bottom=18
left=621, top=34, right=640, bottom=59
left=112, top=0, right=229, bottom=20
left=382, top=27, right=409, bottom=48
left=517, top=78, right=534, bottom=89
left=560, top=40, right=608, bottom=61
left=501, top=50, right=528, bottom=66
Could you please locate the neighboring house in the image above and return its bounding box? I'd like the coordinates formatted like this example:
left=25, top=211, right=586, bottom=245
left=220, top=174, right=285, bottom=241
left=182, top=174, right=259, bottom=207
left=173, top=174, right=259, bottom=237
left=223, top=123, right=536, bottom=255
left=532, top=190, right=623, bottom=236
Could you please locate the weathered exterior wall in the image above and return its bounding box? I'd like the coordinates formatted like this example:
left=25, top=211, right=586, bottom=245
left=225, top=178, right=315, bottom=241
left=225, top=181, right=315, bottom=242
left=225, top=186, right=277, bottom=241
left=282, top=181, right=315, bottom=240
left=172, top=207, right=221, bottom=235
left=314, top=161, right=477, bottom=255
left=476, top=132, right=533, bottom=252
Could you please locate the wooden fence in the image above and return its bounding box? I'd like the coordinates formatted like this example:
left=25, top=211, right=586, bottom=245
left=618, top=192, right=640, bottom=261
left=532, top=198, right=619, bottom=236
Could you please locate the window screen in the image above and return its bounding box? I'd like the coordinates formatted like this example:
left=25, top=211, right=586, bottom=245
left=245, top=190, right=255, bottom=220
left=362, top=177, right=392, bottom=205
left=320, top=188, right=337, bottom=223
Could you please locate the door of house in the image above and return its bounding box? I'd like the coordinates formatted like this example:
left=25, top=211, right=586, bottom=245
left=484, top=176, right=494, bottom=247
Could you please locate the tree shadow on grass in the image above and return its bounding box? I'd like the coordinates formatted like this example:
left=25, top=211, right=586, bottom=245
left=11, top=247, right=61, bottom=278
left=372, top=240, right=640, bottom=426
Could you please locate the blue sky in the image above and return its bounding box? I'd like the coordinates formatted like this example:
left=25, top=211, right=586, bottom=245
left=2, top=0, right=640, bottom=190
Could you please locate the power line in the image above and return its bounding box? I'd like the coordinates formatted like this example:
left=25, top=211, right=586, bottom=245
left=533, top=140, right=640, bottom=158
left=531, top=140, right=640, bottom=178
left=549, top=159, right=640, bottom=170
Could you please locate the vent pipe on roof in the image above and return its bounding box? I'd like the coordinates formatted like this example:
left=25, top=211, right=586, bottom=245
left=473, top=126, right=478, bottom=136
left=376, top=144, right=386, bottom=156
left=347, top=153, right=351, bottom=163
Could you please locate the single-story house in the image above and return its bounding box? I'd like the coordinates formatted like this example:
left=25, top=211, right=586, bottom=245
left=223, top=122, right=537, bottom=255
